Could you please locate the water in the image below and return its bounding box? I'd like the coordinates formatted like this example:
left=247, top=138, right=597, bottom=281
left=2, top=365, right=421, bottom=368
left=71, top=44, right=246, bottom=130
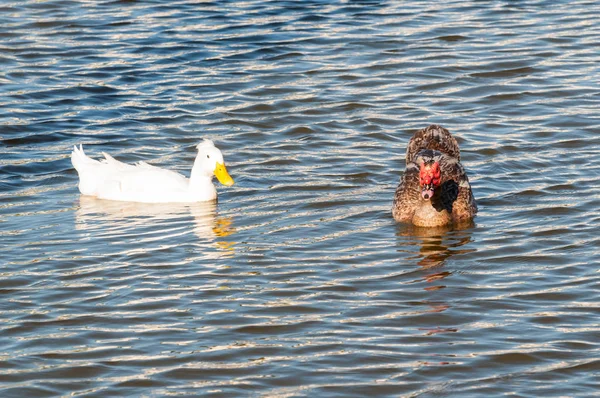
left=1, top=1, right=600, bottom=396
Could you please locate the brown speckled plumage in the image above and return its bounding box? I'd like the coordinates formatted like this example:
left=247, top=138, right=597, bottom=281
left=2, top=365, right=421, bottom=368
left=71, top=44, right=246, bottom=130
left=392, top=125, right=477, bottom=227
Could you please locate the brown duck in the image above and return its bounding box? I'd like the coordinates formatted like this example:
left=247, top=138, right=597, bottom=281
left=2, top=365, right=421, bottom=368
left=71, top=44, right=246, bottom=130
left=392, top=125, right=477, bottom=227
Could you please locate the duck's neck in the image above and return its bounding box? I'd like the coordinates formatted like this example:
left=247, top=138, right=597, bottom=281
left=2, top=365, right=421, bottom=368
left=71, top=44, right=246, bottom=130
left=189, top=165, right=213, bottom=191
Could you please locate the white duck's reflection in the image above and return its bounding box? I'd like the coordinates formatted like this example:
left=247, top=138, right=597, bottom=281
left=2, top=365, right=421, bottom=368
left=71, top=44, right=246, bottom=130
left=75, top=196, right=236, bottom=254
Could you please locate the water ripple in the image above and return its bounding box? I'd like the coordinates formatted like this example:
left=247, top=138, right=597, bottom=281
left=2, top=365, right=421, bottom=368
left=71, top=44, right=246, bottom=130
left=2, top=0, right=600, bottom=396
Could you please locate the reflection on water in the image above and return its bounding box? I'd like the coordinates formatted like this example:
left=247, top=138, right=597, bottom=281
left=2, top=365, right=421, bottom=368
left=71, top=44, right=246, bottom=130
left=3, top=0, right=600, bottom=395
left=75, top=196, right=236, bottom=255
left=396, top=224, right=476, bottom=337
left=396, top=223, right=476, bottom=268
left=396, top=221, right=476, bottom=336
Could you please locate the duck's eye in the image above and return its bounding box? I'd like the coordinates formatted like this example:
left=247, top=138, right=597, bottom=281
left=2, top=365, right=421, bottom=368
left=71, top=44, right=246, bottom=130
left=207, top=155, right=210, bottom=159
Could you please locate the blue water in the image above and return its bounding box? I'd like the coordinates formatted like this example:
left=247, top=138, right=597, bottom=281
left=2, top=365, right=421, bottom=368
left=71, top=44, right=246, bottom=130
left=1, top=1, right=600, bottom=396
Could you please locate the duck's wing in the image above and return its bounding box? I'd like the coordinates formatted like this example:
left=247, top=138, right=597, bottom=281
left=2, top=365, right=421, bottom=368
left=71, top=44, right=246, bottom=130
left=392, top=162, right=421, bottom=223
left=101, top=152, right=137, bottom=171
left=96, top=165, right=190, bottom=200
left=406, top=125, right=460, bottom=163
left=435, top=156, right=477, bottom=221
left=136, top=161, right=157, bottom=170
left=99, top=153, right=187, bottom=188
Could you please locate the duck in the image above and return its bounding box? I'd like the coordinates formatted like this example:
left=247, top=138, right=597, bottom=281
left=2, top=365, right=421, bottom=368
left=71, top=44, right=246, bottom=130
left=392, top=125, right=477, bottom=227
left=71, top=139, right=234, bottom=203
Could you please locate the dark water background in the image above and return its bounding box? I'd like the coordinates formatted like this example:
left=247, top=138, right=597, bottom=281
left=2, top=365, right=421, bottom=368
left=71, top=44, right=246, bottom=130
left=1, top=1, right=600, bottom=396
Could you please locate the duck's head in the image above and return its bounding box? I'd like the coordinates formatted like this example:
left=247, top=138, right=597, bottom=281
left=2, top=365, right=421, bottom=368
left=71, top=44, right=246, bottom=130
left=419, top=160, right=441, bottom=200
left=195, top=139, right=234, bottom=186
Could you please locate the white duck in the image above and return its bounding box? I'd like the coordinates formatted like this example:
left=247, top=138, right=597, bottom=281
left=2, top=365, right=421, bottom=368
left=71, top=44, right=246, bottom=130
left=71, top=139, right=234, bottom=203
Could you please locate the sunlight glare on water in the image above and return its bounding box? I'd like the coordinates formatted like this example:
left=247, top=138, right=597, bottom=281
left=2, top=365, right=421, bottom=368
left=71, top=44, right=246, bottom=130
left=1, top=1, right=600, bottom=396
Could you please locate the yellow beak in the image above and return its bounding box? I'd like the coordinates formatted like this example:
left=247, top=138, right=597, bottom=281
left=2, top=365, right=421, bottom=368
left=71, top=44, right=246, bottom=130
left=214, top=162, right=234, bottom=186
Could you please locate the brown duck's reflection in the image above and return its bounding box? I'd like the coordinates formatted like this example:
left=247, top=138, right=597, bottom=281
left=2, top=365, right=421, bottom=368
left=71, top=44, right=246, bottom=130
left=75, top=196, right=236, bottom=252
left=396, top=223, right=476, bottom=336
left=397, top=222, right=475, bottom=269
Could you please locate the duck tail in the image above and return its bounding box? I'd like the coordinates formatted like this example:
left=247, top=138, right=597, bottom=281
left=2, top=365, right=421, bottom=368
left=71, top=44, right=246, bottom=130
left=71, top=144, right=103, bottom=196
left=71, top=144, right=100, bottom=172
left=71, top=144, right=84, bottom=172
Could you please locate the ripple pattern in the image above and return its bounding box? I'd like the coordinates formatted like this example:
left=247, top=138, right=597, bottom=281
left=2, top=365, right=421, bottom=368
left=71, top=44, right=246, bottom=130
left=1, top=1, right=600, bottom=396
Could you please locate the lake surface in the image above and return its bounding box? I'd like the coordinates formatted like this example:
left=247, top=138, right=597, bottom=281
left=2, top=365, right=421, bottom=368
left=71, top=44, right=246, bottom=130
left=1, top=1, right=600, bottom=396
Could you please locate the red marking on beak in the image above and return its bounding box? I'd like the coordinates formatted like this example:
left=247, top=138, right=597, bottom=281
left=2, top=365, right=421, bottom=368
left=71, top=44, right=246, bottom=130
left=420, top=161, right=441, bottom=200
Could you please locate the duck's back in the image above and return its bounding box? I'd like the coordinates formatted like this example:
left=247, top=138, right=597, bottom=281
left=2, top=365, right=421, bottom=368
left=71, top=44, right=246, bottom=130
left=405, top=124, right=460, bottom=163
